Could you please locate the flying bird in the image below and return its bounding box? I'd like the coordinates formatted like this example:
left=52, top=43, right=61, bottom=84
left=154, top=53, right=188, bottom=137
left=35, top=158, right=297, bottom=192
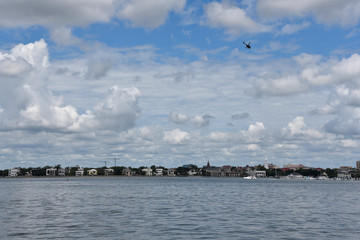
left=243, top=41, right=251, bottom=49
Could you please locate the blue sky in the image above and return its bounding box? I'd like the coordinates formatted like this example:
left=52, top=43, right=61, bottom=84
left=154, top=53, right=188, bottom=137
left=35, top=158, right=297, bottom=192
left=1, top=0, right=360, bottom=169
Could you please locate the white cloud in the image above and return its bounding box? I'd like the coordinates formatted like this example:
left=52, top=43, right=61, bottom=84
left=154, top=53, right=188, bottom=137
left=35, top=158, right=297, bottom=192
left=325, top=118, right=360, bottom=136
left=203, top=2, right=270, bottom=37
left=251, top=53, right=360, bottom=97
left=50, top=27, right=83, bottom=46
left=0, top=40, right=141, bottom=133
left=0, top=0, right=114, bottom=28
left=252, top=75, right=308, bottom=96
left=163, top=128, right=189, bottom=144
left=240, top=122, right=266, bottom=142
left=86, top=59, right=113, bottom=80
left=169, top=111, right=189, bottom=124
left=279, top=21, right=310, bottom=35
left=247, top=144, right=260, bottom=151
left=340, top=139, right=357, bottom=147
left=117, top=0, right=186, bottom=29
left=92, top=86, right=141, bottom=131
left=169, top=111, right=213, bottom=128
left=257, top=0, right=360, bottom=27
left=10, top=39, right=49, bottom=68
left=0, top=53, right=31, bottom=76
left=282, top=116, right=324, bottom=139
left=191, top=114, right=213, bottom=128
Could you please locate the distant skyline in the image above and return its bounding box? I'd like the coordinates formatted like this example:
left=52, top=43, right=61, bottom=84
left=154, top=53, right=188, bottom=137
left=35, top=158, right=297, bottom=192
left=1, top=0, right=360, bottom=169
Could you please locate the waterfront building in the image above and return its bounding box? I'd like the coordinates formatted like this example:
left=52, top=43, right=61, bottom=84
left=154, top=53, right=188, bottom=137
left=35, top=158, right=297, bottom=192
left=255, top=170, right=266, bottom=178
left=318, top=172, right=329, bottom=180
left=155, top=168, right=163, bottom=176
left=283, top=164, right=305, bottom=170
left=187, top=169, right=197, bottom=176
left=105, top=168, right=114, bottom=176
left=75, top=168, right=84, bottom=176
left=167, top=168, right=176, bottom=176
left=46, top=168, right=57, bottom=176
left=337, top=170, right=352, bottom=180
left=58, top=168, right=66, bottom=176
left=357, top=161, right=360, bottom=170
left=8, top=168, right=20, bottom=177
left=268, top=163, right=280, bottom=169
left=287, top=172, right=304, bottom=179
left=122, top=168, right=133, bottom=176
left=339, top=166, right=353, bottom=171
left=142, top=168, right=153, bottom=176
left=87, top=169, right=97, bottom=176
left=203, top=166, right=221, bottom=177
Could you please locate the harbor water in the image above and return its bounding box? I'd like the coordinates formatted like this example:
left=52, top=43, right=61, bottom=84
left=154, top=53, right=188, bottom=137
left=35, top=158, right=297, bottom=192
left=1, top=177, right=360, bottom=239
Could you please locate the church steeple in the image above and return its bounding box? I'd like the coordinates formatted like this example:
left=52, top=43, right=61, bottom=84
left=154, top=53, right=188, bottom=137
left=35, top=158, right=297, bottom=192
left=207, top=161, right=210, bottom=168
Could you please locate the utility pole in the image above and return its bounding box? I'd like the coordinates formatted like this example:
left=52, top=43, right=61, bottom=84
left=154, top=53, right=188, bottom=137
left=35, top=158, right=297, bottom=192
left=114, top=158, right=119, bottom=167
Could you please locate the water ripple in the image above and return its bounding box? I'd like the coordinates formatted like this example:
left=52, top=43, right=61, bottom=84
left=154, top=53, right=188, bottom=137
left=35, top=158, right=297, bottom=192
left=1, top=177, right=360, bottom=239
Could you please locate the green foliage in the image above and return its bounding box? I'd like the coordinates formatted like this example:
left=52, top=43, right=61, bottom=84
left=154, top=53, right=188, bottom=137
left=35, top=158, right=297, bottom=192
left=256, top=165, right=266, bottom=171
left=175, top=167, right=189, bottom=176
left=325, top=168, right=337, bottom=178
left=295, top=168, right=321, bottom=177
left=112, top=166, right=125, bottom=175
left=0, top=169, right=8, bottom=177
left=69, top=167, right=78, bottom=176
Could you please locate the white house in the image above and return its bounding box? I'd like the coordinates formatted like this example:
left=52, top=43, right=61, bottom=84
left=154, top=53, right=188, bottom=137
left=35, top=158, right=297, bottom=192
left=58, top=168, right=66, bottom=176
left=337, top=171, right=352, bottom=180
left=287, top=172, right=304, bottom=179
left=87, top=169, right=98, bottom=176
left=105, top=168, right=114, bottom=176
left=46, top=168, right=57, bottom=176
left=167, top=169, right=176, bottom=176
left=188, top=169, right=197, bottom=176
left=75, top=168, right=84, bottom=176
left=8, top=168, right=21, bottom=177
left=255, top=171, right=266, bottom=178
left=155, top=168, right=163, bottom=176
left=142, top=168, right=153, bottom=176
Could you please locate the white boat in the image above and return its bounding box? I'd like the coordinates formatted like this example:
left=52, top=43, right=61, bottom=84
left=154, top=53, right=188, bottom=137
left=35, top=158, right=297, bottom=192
left=243, top=176, right=256, bottom=179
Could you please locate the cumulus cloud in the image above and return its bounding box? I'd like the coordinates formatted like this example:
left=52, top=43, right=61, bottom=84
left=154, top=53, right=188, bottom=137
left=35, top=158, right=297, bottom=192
left=0, top=40, right=141, bottom=133
left=169, top=111, right=214, bottom=128
left=92, top=86, right=141, bottom=131
left=169, top=111, right=189, bottom=124
left=257, top=0, right=360, bottom=27
left=251, top=75, right=308, bottom=96
left=282, top=116, right=323, bottom=139
left=243, top=122, right=266, bottom=142
left=163, top=128, right=189, bottom=144
left=117, top=0, right=186, bottom=29
left=191, top=114, right=214, bottom=128
left=251, top=53, right=360, bottom=97
left=203, top=2, right=270, bottom=37
left=0, top=54, right=31, bottom=76
left=10, top=39, right=49, bottom=68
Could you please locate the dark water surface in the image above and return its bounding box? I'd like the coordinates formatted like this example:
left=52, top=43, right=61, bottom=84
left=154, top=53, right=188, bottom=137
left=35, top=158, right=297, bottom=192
left=1, top=177, right=360, bottom=239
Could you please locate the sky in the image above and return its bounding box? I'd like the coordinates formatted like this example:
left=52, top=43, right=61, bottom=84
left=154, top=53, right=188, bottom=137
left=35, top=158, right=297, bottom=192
left=1, top=0, right=360, bottom=169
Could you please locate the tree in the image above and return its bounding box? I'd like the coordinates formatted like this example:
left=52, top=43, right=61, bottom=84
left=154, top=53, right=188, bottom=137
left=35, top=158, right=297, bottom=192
left=175, top=167, right=189, bottom=176
left=325, top=168, right=337, bottom=178
left=0, top=169, right=8, bottom=177
left=256, top=165, right=266, bottom=171
left=112, top=166, right=125, bottom=175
